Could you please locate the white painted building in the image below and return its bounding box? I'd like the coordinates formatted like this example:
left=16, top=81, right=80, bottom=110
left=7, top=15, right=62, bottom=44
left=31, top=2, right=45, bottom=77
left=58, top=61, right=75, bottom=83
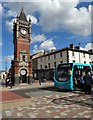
left=32, top=44, right=93, bottom=80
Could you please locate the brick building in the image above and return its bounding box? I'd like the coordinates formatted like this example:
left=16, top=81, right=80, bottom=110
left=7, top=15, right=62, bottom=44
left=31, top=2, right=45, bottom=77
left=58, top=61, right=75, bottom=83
left=11, top=9, right=32, bottom=84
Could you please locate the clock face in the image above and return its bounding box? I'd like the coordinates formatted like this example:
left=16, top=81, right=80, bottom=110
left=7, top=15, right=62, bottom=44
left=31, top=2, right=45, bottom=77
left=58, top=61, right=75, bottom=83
left=20, top=69, right=26, bottom=75
left=20, top=28, right=27, bottom=35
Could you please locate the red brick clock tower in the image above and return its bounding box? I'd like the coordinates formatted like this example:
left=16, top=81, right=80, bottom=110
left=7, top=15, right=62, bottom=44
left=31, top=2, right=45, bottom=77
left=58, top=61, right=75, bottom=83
left=11, top=9, right=32, bottom=84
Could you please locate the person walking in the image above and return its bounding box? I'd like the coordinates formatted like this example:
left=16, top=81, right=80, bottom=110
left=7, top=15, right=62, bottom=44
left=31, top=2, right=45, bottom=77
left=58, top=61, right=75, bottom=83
left=83, top=71, right=92, bottom=94
left=6, top=73, right=12, bottom=89
left=80, top=71, right=85, bottom=91
left=91, top=72, right=93, bottom=84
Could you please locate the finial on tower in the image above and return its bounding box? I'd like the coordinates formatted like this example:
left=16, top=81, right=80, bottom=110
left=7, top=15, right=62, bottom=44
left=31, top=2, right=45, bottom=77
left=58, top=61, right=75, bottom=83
left=21, top=1, right=24, bottom=10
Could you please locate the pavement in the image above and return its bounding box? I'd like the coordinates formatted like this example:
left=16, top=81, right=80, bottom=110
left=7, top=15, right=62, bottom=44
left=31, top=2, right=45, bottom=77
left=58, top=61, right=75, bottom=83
left=0, top=80, right=93, bottom=119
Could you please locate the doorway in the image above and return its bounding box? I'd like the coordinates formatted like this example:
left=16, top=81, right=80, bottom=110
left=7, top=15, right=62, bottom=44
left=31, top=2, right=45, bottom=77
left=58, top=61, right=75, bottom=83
left=20, top=69, right=27, bottom=83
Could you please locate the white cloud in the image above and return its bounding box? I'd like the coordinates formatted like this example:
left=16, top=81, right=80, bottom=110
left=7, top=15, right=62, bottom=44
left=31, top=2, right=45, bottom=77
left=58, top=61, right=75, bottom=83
left=27, top=15, right=38, bottom=25
left=0, top=3, right=3, bottom=16
left=5, top=10, right=17, bottom=17
left=5, top=20, right=13, bottom=32
left=0, top=42, right=2, bottom=46
left=40, top=39, right=56, bottom=51
left=33, top=37, right=56, bottom=53
left=32, top=34, right=46, bottom=43
left=4, top=55, right=14, bottom=61
left=4, top=1, right=92, bottom=36
left=0, top=38, right=2, bottom=47
left=33, top=45, right=43, bottom=53
left=5, top=18, right=16, bottom=32
left=85, top=42, right=93, bottom=51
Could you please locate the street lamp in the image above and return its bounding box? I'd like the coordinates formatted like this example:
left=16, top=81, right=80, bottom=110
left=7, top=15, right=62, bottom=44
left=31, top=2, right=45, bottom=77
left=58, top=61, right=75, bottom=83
left=5, top=61, right=7, bottom=71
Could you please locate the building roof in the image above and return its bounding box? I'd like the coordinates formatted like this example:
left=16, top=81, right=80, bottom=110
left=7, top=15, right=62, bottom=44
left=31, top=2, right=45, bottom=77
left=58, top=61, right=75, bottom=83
left=0, top=70, right=6, bottom=73
left=31, top=47, right=93, bottom=59
left=19, top=9, right=27, bottom=22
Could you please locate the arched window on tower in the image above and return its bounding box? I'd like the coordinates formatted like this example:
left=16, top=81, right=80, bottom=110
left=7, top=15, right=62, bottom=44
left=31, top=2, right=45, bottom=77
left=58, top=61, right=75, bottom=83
left=23, top=55, right=25, bottom=61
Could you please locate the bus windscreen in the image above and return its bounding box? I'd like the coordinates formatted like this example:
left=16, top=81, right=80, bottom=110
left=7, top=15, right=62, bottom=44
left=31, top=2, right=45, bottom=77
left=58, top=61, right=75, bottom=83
left=55, top=63, right=73, bottom=82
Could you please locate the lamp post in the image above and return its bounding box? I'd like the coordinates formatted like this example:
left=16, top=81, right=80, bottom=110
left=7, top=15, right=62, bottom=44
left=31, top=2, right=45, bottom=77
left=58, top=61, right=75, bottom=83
left=78, top=43, right=81, bottom=63
left=5, top=61, right=7, bottom=71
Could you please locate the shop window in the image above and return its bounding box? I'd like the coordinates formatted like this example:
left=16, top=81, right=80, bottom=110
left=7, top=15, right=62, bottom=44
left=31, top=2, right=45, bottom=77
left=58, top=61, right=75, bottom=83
left=54, top=62, right=56, bottom=68
left=48, top=63, right=50, bottom=69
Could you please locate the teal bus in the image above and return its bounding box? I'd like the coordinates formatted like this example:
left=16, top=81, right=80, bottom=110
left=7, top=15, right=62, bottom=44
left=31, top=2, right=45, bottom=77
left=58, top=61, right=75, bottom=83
left=91, top=64, right=93, bottom=71
left=54, top=63, right=92, bottom=90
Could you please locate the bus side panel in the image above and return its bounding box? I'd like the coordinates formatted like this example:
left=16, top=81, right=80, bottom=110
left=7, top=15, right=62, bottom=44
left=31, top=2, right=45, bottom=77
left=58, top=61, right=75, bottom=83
left=54, top=78, right=73, bottom=90
left=70, top=75, right=74, bottom=90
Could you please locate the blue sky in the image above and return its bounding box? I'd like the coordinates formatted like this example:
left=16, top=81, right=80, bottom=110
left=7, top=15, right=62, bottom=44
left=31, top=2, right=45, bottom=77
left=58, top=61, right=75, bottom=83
left=0, top=0, right=93, bottom=70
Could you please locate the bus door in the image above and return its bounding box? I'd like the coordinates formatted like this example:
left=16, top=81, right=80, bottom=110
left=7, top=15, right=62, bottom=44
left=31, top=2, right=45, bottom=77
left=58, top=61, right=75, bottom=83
left=73, top=65, right=91, bottom=89
left=73, top=65, right=84, bottom=89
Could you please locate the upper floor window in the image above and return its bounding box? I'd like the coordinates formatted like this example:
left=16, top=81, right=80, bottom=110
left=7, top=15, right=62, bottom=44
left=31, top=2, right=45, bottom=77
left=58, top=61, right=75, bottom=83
left=40, top=58, right=42, bottom=62
left=89, top=54, right=91, bottom=59
left=54, top=54, right=56, bottom=59
left=83, top=53, right=85, bottom=58
left=48, top=56, right=50, bottom=60
left=60, top=52, right=62, bottom=57
left=84, top=61, right=86, bottom=63
left=72, top=51, right=74, bottom=56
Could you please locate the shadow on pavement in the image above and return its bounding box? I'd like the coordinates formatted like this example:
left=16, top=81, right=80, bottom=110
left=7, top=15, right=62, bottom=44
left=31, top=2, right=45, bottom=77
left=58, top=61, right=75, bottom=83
left=52, top=93, right=93, bottom=108
left=39, top=86, right=72, bottom=92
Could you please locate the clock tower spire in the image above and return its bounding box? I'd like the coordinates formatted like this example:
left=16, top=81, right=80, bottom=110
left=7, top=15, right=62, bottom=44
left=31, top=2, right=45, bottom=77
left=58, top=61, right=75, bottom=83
left=11, top=9, right=32, bottom=84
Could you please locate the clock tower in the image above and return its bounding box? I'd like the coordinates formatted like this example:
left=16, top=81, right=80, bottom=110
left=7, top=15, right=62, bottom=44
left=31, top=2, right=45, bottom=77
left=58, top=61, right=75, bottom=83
left=11, top=9, right=32, bottom=84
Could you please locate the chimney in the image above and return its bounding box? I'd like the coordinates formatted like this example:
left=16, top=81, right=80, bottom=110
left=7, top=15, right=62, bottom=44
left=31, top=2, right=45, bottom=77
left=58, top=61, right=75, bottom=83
left=51, top=49, right=56, bottom=52
left=75, top=46, right=80, bottom=50
left=70, top=44, right=74, bottom=49
left=88, top=49, right=93, bottom=53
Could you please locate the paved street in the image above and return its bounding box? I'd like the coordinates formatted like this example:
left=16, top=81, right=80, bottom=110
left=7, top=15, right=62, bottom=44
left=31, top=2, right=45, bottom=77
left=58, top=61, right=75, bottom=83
left=1, top=80, right=93, bottom=119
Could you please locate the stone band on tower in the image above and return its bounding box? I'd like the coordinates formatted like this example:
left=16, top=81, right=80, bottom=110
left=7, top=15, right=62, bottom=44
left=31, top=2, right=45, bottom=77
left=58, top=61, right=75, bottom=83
left=11, top=9, right=32, bottom=85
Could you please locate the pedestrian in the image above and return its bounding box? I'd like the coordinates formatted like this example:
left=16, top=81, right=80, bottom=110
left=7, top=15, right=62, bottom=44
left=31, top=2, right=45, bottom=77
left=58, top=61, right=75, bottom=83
left=91, top=72, right=93, bottom=84
left=80, top=71, right=85, bottom=91
left=83, top=71, right=92, bottom=94
left=6, top=73, right=12, bottom=89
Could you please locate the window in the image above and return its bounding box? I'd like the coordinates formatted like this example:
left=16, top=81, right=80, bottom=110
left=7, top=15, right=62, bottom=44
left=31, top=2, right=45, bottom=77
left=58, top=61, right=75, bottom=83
left=40, top=58, right=42, bottom=62
left=23, top=55, right=25, bottom=61
left=60, top=52, right=62, bottom=57
left=72, top=51, right=74, bottom=56
left=83, top=53, right=85, bottom=58
left=84, top=61, right=86, bottom=63
left=73, top=60, right=75, bottom=62
left=60, top=61, right=63, bottom=64
left=40, top=65, right=42, bottom=69
left=48, top=63, right=50, bottom=69
left=48, top=56, right=50, bottom=60
left=54, top=54, right=56, bottom=59
left=54, top=62, right=56, bottom=68
left=89, top=54, right=91, bottom=58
